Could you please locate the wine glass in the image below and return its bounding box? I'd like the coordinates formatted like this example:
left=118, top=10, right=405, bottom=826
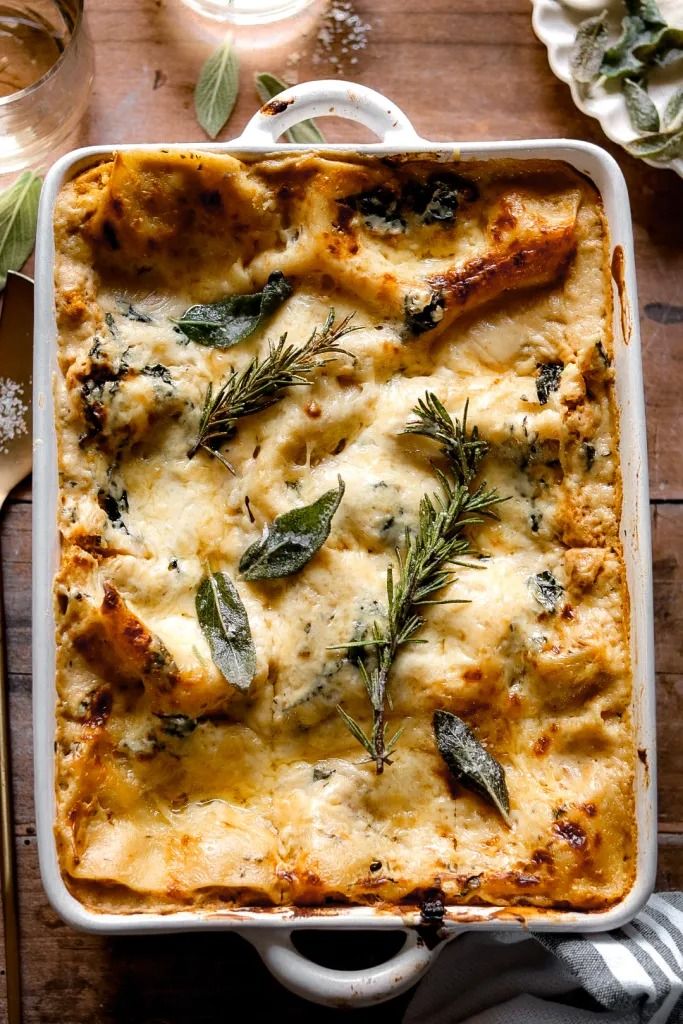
left=0, top=0, right=94, bottom=173
left=180, top=0, right=316, bottom=25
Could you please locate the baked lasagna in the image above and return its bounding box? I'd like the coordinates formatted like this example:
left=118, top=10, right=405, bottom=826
left=52, top=150, right=634, bottom=914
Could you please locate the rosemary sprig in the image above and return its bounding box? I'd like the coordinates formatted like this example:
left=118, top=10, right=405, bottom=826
left=337, top=393, right=503, bottom=773
left=188, top=311, right=356, bottom=471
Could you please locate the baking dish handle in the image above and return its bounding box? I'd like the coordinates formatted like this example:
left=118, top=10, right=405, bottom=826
left=232, top=80, right=424, bottom=146
left=241, top=927, right=450, bottom=1008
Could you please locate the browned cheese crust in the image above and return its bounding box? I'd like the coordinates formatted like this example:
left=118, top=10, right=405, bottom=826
left=52, top=151, right=634, bottom=914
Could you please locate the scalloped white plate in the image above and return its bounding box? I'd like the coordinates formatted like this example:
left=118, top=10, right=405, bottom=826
left=531, top=0, right=683, bottom=178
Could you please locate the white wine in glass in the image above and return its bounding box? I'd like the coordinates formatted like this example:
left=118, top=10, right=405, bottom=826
left=0, top=0, right=93, bottom=173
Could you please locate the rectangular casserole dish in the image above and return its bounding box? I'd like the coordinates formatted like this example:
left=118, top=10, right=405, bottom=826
left=33, top=81, right=657, bottom=1008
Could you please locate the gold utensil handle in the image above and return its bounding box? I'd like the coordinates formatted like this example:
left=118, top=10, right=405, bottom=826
left=0, top=546, right=21, bottom=1023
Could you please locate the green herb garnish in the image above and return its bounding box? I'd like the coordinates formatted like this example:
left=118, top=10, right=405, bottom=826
left=196, top=570, right=256, bottom=691
left=433, top=710, right=511, bottom=824
left=336, top=394, right=503, bottom=772
left=240, top=477, right=345, bottom=580
left=188, top=310, right=356, bottom=472
left=175, top=272, right=292, bottom=349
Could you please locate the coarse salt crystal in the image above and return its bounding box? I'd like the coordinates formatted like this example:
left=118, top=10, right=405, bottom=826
left=0, top=377, right=28, bottom=454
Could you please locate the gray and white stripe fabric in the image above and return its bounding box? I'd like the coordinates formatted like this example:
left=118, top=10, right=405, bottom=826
left=404, top=894, right=683, bottom=1024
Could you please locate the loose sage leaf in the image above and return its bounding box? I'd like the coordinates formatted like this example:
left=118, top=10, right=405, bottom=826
left=254, top=71, right=325, bottom=144
left=627, top=127, right=683, bottom=159
left=0, top=171, right=42, bottom=291
left=528, top=570, right=564, bottom=613
left=196, top=570, right=256, bottom=691
left=433, top=710, right=511, bottom=824
left=536, top=361, right=564, bottom=405
left=663, top=86, right=683, bottom=130
left=175, top=272, right=293, bottom=348
left=632, top=24, right=683, bottom=63
left=623, top=78, right=661, bottom=132
left=240, top=476, right=345, bottom=580
left=195, top=34, right=240, bottom=139
left=570, top=11, right=609, bottom=83
left=629, top=0, right=666, bottom=27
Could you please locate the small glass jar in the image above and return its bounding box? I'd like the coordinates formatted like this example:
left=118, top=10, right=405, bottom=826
left=0, top=0, right=94, bottom=173
left=180, top=0, right=316, bottom=25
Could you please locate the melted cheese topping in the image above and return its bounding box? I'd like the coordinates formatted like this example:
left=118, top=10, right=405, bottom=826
left=53, top=151, right=634, bottom=914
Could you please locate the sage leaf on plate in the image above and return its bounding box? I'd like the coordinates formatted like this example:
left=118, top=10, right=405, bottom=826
left=0, top=171, right=42, bottom=290
left=631, top=0, right=667, bottom=28
left=433, top=710, right=511, bottom=824
left=254, top=71, right=325, bottom=144
left=570, top=11, right=609, bottom=83
left=627, top=127, right=683, bottom=159
left=663, top=86, right=683, bottom=130
left=196, top=570, right=256, bottom=691
left=528, top=570, right=564, bottom=613
left=195, top=34, right=240, bottom=139
left=600, top=16, right=650, bottom=79
left=175, top=272, right=293, bottom=348
left=632, top=24, right=683, bottom=63
left=240, top=476, right=345, bottom=580
left=623, top=78, right=660, bottom=132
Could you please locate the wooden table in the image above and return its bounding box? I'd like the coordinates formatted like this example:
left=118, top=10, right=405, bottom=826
left=1, top=0, right=682, bottom=1018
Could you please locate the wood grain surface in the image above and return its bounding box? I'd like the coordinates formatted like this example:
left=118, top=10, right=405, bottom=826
left=1, top=0, right=682, bottom=1019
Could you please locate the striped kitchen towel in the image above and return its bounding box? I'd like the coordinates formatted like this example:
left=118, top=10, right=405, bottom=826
left=404, top=893, right=683, bottom=1024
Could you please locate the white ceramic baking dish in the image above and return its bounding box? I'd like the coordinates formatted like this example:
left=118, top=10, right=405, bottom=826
left=32, top=80, right=657, bottom=1009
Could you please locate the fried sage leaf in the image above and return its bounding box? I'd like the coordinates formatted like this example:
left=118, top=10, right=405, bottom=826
left=254, top=71, right=325, bottom=143
left=240, top=476, right=345, bottom=580
left=536, top=361, right=564, bottom=405
left=433, top=710, right=511, bottom=824
left=570, top=11, right=609, bottom=83
left=196, top=571, right=256, bottom=691
left=176, top=272, right=293, bottom=349
left=623, top=78, right=661, bottom=132
left=528, top=570, right=564, bottom=613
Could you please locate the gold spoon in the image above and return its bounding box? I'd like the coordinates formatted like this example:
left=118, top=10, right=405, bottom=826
left=0, top=270, right=33, bottom=1024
